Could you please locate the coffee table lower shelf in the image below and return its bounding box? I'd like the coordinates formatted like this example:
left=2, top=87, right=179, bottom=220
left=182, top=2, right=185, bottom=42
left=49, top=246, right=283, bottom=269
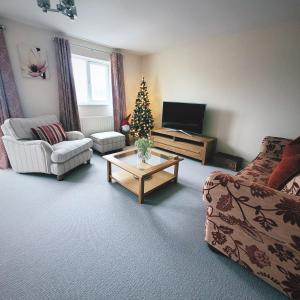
left=111, top=169, right=176, bottom=202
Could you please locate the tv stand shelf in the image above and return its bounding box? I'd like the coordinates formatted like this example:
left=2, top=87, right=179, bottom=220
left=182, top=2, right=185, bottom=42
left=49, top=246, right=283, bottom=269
left=151, top=128, right=216, bottom=164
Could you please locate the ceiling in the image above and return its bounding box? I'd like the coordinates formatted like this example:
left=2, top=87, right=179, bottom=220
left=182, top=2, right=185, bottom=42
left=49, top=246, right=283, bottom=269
left=0, top=0, right=299, bottom=54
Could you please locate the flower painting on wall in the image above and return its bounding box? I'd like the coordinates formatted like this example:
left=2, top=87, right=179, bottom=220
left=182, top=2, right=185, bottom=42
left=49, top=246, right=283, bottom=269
left=18, top=43, right=49, bottom=79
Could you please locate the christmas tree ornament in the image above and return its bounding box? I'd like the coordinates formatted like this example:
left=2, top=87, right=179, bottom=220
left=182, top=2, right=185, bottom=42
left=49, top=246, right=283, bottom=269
left=121, top=114, right=131, bottom=146
left=121, top=114, right=131, bottom=133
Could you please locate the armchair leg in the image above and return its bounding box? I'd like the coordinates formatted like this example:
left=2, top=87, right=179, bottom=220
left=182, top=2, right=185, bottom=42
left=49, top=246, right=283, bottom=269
left=86, top=159, right=91, bottom=165
left=57, top=175, right=64, bottom=181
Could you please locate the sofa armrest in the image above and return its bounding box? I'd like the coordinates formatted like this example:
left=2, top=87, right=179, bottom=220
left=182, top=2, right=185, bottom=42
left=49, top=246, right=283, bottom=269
left=66, top=131, right=85, bottom=141
left=203, top=171, right=300, bottom=249
left=260, top=136, right=291, bottom=159
left=2, top=136, right=53, bottom=173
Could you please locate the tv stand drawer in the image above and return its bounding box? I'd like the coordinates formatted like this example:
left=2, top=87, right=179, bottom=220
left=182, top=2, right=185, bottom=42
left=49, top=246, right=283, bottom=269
left=154, top=142, right=203, bottom=160
left=151, top=128, right=216, bottom=164
left=152, top=136, right=203, bottom=154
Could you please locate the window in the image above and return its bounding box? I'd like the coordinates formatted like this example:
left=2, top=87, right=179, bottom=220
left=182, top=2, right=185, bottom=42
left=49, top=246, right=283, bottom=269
left=71, top=54, right=112, bottom=105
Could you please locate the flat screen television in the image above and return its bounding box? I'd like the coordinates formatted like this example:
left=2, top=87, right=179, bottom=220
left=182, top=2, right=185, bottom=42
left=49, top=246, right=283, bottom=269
left=162, top=102, right=206, bottom=134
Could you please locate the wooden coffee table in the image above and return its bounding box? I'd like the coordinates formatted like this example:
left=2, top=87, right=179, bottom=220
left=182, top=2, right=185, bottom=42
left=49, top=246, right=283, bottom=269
left=103, top=148, right=183, bottom=204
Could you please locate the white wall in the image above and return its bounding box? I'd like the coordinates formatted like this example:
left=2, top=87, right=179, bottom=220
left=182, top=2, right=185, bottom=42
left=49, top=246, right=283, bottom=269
left=0, top=17, right=60, bottom=117
left=123, top=52, right=143, bottom=118
left=2, top=17, right=299, bottom=162
left=0, top=17, right=142, bottom=119
left=142, top=22, right=300, bottom=162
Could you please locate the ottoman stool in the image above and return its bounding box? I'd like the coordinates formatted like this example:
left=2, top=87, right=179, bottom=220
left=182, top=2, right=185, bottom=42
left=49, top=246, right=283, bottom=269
left=91, top=131, right=125, bottom=154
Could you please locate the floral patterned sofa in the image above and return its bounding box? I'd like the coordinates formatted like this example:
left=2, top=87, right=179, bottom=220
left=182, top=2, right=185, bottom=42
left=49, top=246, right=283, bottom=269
left=203, top=136, right=300, bottom=299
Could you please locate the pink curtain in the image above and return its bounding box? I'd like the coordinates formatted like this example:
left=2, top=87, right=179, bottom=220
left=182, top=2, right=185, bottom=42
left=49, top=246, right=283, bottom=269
left=54, top=37, right=81, bottom=131
left=0, top=28, right=23, bottom=169
left=110, top=52, right=126, bottom=132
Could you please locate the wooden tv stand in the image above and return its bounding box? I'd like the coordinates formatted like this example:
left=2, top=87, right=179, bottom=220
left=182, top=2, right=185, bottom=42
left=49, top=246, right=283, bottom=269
left=151, top=128, right=216, bottom=164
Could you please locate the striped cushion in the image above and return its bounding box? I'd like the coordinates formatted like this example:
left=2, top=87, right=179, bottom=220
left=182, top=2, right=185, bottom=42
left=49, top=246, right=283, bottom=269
left=31, top=123, right=66, bottom=145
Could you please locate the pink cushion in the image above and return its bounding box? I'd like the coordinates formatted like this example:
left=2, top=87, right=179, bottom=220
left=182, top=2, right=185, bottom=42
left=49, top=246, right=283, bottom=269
left=283, top=136, right=300, bottom=156
left=268, top=137, right=300, bottom=190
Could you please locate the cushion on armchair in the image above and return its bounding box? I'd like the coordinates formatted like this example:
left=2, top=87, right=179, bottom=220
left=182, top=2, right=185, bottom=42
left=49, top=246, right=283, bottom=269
left=31, top=123, right=67, bottom=145
left=268, top=137, right=300, bottom=189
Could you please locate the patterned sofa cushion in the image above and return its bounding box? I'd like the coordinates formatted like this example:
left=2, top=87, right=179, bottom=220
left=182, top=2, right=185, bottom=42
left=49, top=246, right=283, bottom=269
left=51, top=138, right=93, bottom=163
left=281, top=174, right=300, bottom=196
left=236, top=153, right=280, bottom=185
left=260, top=136, right=291, bottom=159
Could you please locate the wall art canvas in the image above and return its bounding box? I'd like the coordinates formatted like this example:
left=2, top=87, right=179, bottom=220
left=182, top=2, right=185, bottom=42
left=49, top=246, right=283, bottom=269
left=18, top=43, right=49, bottom=79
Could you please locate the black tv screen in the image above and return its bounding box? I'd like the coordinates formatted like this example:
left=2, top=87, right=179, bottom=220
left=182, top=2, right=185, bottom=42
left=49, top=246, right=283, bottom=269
left=162, top=102, right=206, bottom=134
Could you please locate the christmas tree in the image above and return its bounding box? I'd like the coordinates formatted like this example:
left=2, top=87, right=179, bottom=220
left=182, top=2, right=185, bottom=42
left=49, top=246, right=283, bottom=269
left=130, top=77, right=154, bottom=139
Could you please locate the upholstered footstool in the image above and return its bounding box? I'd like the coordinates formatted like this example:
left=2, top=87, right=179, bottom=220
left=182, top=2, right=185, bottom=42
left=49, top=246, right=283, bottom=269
left=91, top=131, right=125, bottom=154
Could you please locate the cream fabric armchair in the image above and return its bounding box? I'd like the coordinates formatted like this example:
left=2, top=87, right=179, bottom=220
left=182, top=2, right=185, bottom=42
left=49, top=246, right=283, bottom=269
left=1, top=115, right=93, bottom=180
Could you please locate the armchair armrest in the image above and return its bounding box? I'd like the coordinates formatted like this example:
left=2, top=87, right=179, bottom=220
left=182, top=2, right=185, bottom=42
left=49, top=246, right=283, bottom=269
left=2, top=136, right=53, bottom=173
left=66, top=131, right=85, bottom=140
left=260, top=136, right=291, bottom=159
left=203, top=171, right=300, bottom=249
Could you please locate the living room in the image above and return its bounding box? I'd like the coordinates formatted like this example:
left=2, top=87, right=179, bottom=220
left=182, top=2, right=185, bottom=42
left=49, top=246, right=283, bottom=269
left=0, top=1, right=299, bottom=299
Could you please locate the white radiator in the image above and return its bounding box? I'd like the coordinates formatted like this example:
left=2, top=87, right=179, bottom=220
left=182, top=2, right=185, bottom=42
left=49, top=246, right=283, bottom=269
left=80, top=116, right=114, bottom=137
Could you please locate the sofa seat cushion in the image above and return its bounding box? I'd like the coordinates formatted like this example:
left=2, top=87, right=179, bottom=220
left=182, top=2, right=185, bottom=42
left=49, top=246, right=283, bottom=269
left=281, top=173, right=300, bottom=196
left=236, top=153, right=280, bottom=185
left=51, top=138, right=93, bottom=163
left=51, top=149, right=93, bottom=175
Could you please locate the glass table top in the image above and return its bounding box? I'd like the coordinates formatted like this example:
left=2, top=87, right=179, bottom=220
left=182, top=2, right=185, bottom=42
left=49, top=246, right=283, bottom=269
left=113, top=148, right=177, bottom=168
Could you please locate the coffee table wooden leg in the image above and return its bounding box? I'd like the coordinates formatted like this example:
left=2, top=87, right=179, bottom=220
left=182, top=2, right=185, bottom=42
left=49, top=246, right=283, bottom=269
left=174, top=162, right=179, bottom=183
left=138, top=177, right=144, bottom=204
left=107, top=161, right=112, bottom=182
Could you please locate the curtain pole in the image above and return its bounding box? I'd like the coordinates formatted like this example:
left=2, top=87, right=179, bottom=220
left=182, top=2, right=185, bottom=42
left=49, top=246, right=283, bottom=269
left=70, top=42, right=113, bottom=54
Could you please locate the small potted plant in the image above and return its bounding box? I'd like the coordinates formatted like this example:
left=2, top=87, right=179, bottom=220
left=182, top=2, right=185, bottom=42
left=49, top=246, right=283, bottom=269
left=135, top=138, right=154, bottom=169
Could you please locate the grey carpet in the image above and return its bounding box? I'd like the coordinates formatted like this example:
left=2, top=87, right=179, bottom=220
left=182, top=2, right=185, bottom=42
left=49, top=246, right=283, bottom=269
left=0, top=154, right=286, bottom=300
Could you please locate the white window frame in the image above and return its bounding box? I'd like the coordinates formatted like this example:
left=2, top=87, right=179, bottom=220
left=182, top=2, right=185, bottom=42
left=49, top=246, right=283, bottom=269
left=72, top=54, right=112, bottom=106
